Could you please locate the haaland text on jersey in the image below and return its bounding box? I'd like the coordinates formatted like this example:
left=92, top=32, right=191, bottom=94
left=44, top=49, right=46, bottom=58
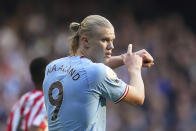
left=47, top=64, right=80, bottom=81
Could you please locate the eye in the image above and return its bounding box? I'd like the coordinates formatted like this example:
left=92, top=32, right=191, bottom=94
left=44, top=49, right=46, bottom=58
left=101, top=38, right=108, bottom=42
left=102, top=38, right=113, bottom=43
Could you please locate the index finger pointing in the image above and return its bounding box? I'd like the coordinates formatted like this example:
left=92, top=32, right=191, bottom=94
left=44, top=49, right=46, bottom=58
left=128, top=44, right=132, bottom=54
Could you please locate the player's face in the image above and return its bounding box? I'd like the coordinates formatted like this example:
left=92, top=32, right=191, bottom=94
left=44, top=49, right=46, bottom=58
left=87, top=26, right=115, bottom=63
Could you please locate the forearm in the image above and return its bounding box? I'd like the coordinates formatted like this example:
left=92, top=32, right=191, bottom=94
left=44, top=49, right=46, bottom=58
left=130, top=70, right=144, bottom=98
left=105, top=49, right=154, bottom=69
left=125, top=69, right=145, bottom=106
left=104, top=55, right=124, bottom=69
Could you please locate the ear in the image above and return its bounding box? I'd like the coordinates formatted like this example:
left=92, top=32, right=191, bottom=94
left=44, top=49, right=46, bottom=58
left=81, top=35, right=90, bottom=49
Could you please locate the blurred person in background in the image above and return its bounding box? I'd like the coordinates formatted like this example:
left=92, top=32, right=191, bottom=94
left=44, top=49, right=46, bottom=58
left=6, top=57, right=49, bottom=131
left=43, top=15, right=154, bottom=131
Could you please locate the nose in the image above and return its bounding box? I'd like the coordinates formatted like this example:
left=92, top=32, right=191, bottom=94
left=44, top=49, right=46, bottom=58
left=107, top=41, right=114, bottom=50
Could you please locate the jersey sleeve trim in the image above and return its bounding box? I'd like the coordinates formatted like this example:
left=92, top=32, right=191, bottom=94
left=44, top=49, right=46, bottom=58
left=114, top=85, right=130, bottom=104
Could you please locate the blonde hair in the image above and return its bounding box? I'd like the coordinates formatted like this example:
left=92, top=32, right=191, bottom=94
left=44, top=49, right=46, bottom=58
left=69, top=15, right=113, bottom=55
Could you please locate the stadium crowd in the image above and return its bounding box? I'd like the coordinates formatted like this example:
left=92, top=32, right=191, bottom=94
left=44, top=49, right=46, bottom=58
left=1, top=1, right=196, bottom=131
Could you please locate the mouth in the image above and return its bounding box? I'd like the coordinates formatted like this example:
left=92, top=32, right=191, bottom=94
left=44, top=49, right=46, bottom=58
left=105, top=52, right=112, bottom=58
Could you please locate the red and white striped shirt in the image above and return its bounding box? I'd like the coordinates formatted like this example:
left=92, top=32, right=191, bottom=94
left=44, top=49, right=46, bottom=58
left=6, top=89, right=48, bottom=131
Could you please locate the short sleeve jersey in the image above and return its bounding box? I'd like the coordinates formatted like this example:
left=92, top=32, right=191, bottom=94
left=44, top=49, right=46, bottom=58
left=43, top=56, right=129, bottom=131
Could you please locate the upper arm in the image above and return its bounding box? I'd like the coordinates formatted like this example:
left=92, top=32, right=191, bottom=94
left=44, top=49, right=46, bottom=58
left=89, top=64, right=129, bottom=103
left=88, top=64, right=145, bottom=106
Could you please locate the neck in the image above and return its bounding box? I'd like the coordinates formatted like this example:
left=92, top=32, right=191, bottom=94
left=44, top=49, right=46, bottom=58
left=75, top=48, right=96, bottom=62
left=75, top=48, right=84, bottom=56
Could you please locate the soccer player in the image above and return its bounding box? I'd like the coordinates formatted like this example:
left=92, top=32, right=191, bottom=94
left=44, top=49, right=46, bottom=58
left=43, top=15, right=154, bottom=131
left=7, top=57, right=49, bottom=131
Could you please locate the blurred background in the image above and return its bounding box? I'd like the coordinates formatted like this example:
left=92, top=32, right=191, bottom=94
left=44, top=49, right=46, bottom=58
left=1, top=0, right=196, bottom=130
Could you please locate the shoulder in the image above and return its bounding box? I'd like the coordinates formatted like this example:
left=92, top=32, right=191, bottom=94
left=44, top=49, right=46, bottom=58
left=22, top=90, right=43, bottom=104
left=45, top=57, right=68, bottom=75
left=84, top=63, right=106, bottom=85
left=11, top=90, right=35, bottom=110
left=86, top=63, right=116, bottom=82
left=87, top=63, right=107, bottom=76
left=18, top=91, right=33, bottom=103
left=46, top=57, right=67, bottom=68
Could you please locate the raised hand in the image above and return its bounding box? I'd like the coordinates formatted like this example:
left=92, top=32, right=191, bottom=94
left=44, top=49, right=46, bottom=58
left=121, top=44, right=143, bottom=71
left=121, top=48, right=154, bottom=68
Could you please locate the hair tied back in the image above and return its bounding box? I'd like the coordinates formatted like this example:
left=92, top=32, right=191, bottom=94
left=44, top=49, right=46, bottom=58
left=70, top=22, right=81, bottom=33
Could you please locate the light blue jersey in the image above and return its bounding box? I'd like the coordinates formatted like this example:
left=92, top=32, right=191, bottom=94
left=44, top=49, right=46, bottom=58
left=43, top=56, right=129, bottom=131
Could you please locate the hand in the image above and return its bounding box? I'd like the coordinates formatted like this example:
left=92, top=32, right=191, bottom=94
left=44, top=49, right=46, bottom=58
left=135, top=49, right=154, bottom=68
left=121, top=48, right=154, bottom=68
left=121, top=44, right=143, bottom=71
